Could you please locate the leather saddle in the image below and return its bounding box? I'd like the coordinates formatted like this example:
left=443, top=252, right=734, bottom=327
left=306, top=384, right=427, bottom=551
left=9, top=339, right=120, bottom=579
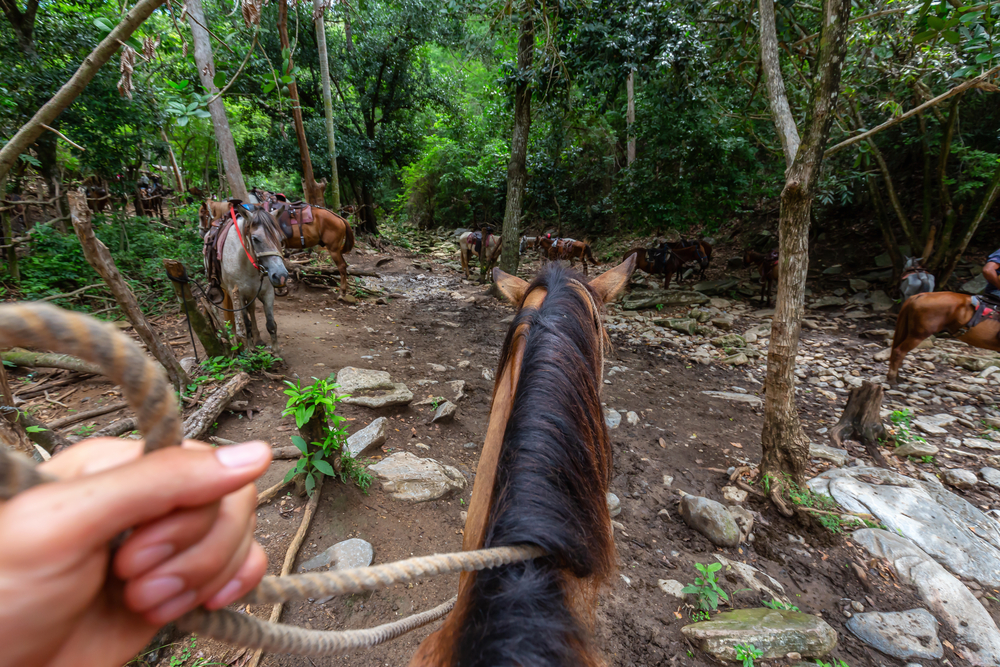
left=957, top=294, right=1000, bottom=338
left=271, top=201, right=313, bottom=246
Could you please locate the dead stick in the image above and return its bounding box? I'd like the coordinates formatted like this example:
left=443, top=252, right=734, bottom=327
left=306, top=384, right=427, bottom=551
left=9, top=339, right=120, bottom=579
left=40, top=124, right=86, bottom=151
left=38, top=283, right=106, bottom=302
left=247, top=475, right=324, bottom=667
left=49, top=401, right=128, bottom=429
left=256, top=479, right=292, bottom=506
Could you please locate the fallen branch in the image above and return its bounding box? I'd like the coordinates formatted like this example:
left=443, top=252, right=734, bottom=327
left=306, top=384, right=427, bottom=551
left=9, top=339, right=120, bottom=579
left=2, top=348, right=103, bottom=375
left=88, top=417, right=138, bottom=439
left=40, top=123, right=86, bottom=151
left=182, top=372, right=250, bottom=440
left=39, top=283, right=106, bottom=302
left=0, top=406, right=73, bottom=453
left=247, top=475, right=323, bottom=667
left=256, top=478, right=292, bottom=506
left=49, top=401, right=128, bottom=430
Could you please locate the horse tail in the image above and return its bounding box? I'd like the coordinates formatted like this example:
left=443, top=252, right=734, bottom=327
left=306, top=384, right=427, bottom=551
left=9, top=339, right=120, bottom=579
left=892, top=296, right=914, bottom=348
left=584, top=244, right=600, bottom=266
left=342, top=218, right=355, bottom=253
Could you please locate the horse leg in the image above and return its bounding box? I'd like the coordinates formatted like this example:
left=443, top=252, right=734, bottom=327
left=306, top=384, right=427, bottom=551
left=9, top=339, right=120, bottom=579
left=460, top=247, right=470, bottom=279
left=326, top=245, right=350, bottom=298
left=261, top=288, right=280, bottom=353
left=246, top=297, right=265, bottom=348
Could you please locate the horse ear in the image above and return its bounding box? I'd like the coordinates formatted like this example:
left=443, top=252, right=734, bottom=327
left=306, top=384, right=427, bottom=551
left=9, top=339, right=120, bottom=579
left=493, top=268, right=529, bottom=305
left=589, top=255, right=636, bottom=304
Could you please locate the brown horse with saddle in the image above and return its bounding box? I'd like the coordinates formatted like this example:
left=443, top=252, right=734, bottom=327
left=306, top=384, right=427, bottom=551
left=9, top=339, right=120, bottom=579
left=534, top=235, right=600, bottom=275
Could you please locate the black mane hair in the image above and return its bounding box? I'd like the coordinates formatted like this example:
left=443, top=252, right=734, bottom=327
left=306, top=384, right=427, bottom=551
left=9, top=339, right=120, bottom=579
left=455, top=264, right=615, bottom=667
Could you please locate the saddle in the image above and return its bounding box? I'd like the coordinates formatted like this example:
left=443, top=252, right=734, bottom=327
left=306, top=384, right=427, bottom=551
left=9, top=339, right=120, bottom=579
left=956, top=294, right=1000, bottom=338
left=469, top=231, right=483, bottom=255
left=271, top=201, right=314, bottom=246
left=901, top=266, right=931, bottom=280
left=202, top=202, right=252, bottom=291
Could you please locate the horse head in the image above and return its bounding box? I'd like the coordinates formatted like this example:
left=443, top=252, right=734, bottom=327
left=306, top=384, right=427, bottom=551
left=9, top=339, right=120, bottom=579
left=242, top=208, right=289, bottom=288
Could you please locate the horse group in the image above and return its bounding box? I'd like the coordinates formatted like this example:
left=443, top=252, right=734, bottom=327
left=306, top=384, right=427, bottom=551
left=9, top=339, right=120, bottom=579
left=457, top=230, right=601, bottom=280
left=623, top=238, right=713, bottom=290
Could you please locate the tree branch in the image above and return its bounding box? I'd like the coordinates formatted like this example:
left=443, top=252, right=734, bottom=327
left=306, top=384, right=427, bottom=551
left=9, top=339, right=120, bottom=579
left=759, top=0, right=801, bottom=168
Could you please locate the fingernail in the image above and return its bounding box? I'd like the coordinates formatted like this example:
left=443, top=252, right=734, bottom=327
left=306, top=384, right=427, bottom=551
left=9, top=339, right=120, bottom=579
left=134, top=575, right=185, bottom=609
left=215, top=441, right=270, bottom=469
left=149, top=590, right=198, bottom=623
left=206, top=577, right=243, bottom=609
left=129, top=544, right=175, bottom=575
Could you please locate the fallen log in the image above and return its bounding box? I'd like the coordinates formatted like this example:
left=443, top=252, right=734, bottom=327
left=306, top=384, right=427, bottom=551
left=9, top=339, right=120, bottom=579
left=182, top=372, right=250, bottom=440
left=50, top=401, right=128, bottom=430
left=0, top=406, right=73, bottom=453
left=15, top=373, right=95, bottom=399
left=88, top=417, right=138, bottom=439
left=2, top=348, right=103, bottom=375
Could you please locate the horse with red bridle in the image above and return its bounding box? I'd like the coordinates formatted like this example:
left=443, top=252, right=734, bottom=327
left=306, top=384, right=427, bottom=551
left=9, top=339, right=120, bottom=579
left=534, top=236, right=601, bottom=275
left=410, top=257, right=634, bottom=667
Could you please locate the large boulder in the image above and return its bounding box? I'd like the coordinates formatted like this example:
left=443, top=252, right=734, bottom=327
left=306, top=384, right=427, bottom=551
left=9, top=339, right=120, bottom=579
left=682, top=608, right=837, bottom=661
left=692, top=278, right=739, bottom=295
left=846, top=609, right=943, bottom=661
left=341, top=383, right=414, bottom=409
left=345, top=417, right=388, bottom=457
left=368, top=452, right=466, bottom=502
left=336, top=367, right=414, bottom=408
left=679, top=495, right=741, bottom=547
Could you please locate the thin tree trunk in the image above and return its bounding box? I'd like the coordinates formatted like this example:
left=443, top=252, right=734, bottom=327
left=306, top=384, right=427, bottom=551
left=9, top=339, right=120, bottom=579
left=70, top=204, right=189, bottom=389
left=279, top=0, right=319, bottom=205
left=930, top=95, right=963, bottom=268
left=918, top=110, right=933, bottom=246
left=626, top=69, right=636, bottom=166
left=759, top=0, right=851, bottom=513
left=0, top=174, right=19, bottom=281
left=186, top=0, right=248, bottom=202
left=868, top=175, right=903, bottom=280
left=0, top=0, right=167, bottom=181
left=940, top=160, right=1000, bottom=285
left=314, top=0, right=340, bottom=210
left=163, top=260, right=230, bottom=358
left=759, top=0, right=801, bottom=169
left=0, top=363, right=30, bottom=453
left=499, top=0, right=534, bottom=277
left=160, top=128, right=185, bottom=192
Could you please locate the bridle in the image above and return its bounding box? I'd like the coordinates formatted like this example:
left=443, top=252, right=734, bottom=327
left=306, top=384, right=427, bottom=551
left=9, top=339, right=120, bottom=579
left=231, top=206, right=282, bottom=275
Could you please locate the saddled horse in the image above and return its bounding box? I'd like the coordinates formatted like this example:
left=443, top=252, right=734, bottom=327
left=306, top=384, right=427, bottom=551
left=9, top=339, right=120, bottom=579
left=743, top=249, right=779, bottom=305
left=267, top=201, right=355, bottom=299
left=900, top=256, right=935, bottom=302
left=887, top=291, right=1000, bottom=385
left=199, top=199, right=230, bottom=235
left=622, top=245, right=683, bottom=289
left=458, top=230, right=502, bottom=280
left=220, top=208, right=289, bottom=352
left=410, top=257, right=634, bottom=667
left=666, top=239, right=713, bottom=281
left=534, top=236, right=601, bottom=276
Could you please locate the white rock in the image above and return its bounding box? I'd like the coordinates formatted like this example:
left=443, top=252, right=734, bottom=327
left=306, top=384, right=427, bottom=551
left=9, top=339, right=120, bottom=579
left=965, top=437, right=1000, bottom=451
left=606, top=492, right=621, bottom=517
left=943, top=469, right=978, bottom=489
left=340, top=383, right=414, bottom=408
left=335, top=367, right=394, bottom=394
left=300, top=538, right=373, bottom=573
left=722, top=485, right=748, bottom=503
left=604, top=409, right=621, bottom=429
left=446, top=379, right=466, bottom=402
left=658, top=579, right=686, bottom=598
left=701, top=390, right=763, bottom=407
left=368, top=452, right=466, bottom=502
left=626, top=411, right=639, bottom=426
left=345, top=417, right=388, bottom=458
left=809, top=443, right=848, bottom=466
left=914, top=413, right=957, bottom=435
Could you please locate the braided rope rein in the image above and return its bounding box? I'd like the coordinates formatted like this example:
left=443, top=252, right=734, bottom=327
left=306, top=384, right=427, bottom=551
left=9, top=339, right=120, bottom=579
left=0, top=303, right=546, bottom=655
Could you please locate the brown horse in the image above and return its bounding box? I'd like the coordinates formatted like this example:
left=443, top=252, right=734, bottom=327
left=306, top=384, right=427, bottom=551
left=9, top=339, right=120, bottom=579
left=534, top=236, right=601, bottom=275
left=409, top=258, right=634, bottom=667
left=623, top=246, right=683, bottom=289
left=743, top=249, right=779, bottom=305
left=276, top=205, right=355, bottom=298
left=887, top=291, right=1000, bottom=385
left=199, top=199, right=230, bottom=235
left=666, top=239, right=713, bottom=281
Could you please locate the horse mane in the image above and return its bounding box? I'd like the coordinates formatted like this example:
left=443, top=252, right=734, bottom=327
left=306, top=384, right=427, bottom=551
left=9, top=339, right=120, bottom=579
left=247, top=207, right=284, bottom=250
left=455, top=264, right=615, bottom=667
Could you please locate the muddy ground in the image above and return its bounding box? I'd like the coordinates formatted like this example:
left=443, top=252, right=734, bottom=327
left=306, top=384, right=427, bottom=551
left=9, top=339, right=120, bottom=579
left=11, top=235, right=1000, bottom=667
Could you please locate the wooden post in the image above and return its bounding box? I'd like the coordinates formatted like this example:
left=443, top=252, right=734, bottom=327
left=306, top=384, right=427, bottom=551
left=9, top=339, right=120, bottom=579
left=70, top=203, right=189, bottom=388
left=830, top=381, right=888, bottom=466
left=164, top=259, right=230, bottom=358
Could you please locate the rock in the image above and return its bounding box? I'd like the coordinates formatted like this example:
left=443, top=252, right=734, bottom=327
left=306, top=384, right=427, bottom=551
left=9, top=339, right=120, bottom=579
left=693, top=278, right=739, bottom=295
left=604, top=409, right=621, bottom=429
left=727, top=505, right=754, bottom=540
left=393, top=349, right=412, bottom=358
left=893, top=441, right=939, bottom=458
left=722, top=486, right=748, bottom=503
left=658, top=579, right=686, bottom=598
left=943, top=469, right=978, bottom=489
left=428, top=363, right=447, bottom=373
left=709, top=297, right=732, bottom=309
left=340, top=382, right=414, bottom=408
left=981, top=366, right=1000, bottom=379
left=809, top=443, right=848, bottom=466
left=607, top=492, right=621, bottom=518
left=462, top=442, right=477, bottom=450
left=345, top=417, right=388, bottom=457
left=873, top=348, right=892, bottom=362
left=710, top=315, right=734, bottom=330
left=622, top=289, right=708, bottom=310
left=300, top=538, right=374, bottom=573
left=822, top=265, right=843, bottom=275
left=854, top=529, right=1000, bottom=666
left=965, top=437, right=1000, bottom=451
left=713, top=555, right=787, bottom=602
left=668, top=318, right=699, bottom=335
left=626, top=411, right=639, bottom=426
left=875, top=251, right=893, bottom=267
left=180, top=356, right=198, bottom=374
left=914, top=413, right=957, bottom=434
left=712, top=334, right=746, bottom=348
left=335, top=367, right=394, bottom=394
left=870, top=291, right=894, bottom=312
left=850, top=278, right=871, bottom=292
left=723, top=352, right=749, bottom=366
left=808, top=467, right=1000, bottom=588
left=954, top=355, right=997, bottom=372
left=368, top=452, right=466, bottom=502
left=679, top=495, right=741, bottom=547
left=681, top=608, right=838, bottom=661
left=962, top=274, right=988, bottom=294
left=446, top=380, right=466, bottom=402
left=980, top=467, right=1000, bottom=489
left=846, top=609, right=942, bottom=660
left=701, top=390, right=762, bottom=408
left=430, top=400, right=458, bottom=423
left=811, top=296, right=846, bottom=308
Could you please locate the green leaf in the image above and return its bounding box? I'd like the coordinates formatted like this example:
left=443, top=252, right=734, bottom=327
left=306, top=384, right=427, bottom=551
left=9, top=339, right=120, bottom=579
left=975, top=51, right=995, bottom=63
left=263, top=82, right=276, bottom=94
left=280, top=75, right=294, bottom=84
left=291, top=435, right=308, bottom=453
left=93, top=18, right=114, bottom=33
left=176, top=116, right=190, bottom=127
left=913, top=30, right=937, bottom=43
left=305, top=472, right=316, bottom=495
left=213, top=72, right=226, bottom=89
left=24, top=425, right=47, bottom=433
left=927, top=15, right=946, bottom=29
left=942, top=30, right=961, bottom=44
left=294, top=458, right=307, bottom=473
left=193, top=109, right=212, bottom=118
left=283, top=468, right=297, bottom=483
left=313, top=459, right=335, bottom=476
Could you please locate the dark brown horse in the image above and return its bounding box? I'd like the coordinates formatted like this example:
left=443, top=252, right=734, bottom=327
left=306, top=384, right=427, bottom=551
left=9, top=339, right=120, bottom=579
left=887, top=291, right=1000, bottom=385
left=409, top=258, right=635, bottom=667
left=534, top=236, right=601, bottom=275
left=666, top=239, right=713, bottom=281
left=623, top=245, right=683, bottom=289
left=743, top=249, right=779, bottom=305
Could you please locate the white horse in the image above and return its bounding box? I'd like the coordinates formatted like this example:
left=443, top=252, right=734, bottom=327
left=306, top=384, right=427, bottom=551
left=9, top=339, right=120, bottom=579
left=900, top=256, right=935, bottom=302
left=221, top=207, right=289, bottom=352
left=458, top=230, right=502, bottom=280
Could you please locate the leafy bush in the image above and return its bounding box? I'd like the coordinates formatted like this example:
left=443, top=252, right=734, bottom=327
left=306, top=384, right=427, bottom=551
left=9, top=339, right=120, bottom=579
left=682, top=562, right=728, bottom=612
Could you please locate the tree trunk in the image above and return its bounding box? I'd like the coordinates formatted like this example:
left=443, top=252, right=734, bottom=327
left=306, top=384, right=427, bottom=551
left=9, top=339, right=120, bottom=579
left=918, top=110, right=933, bottom=246
left=940, top=159, right=1000, bottom=285
left=0, top=363, right=30, bottom=453
left=759, top=0, right=801, bottom=169
left=830, top=381, right=888, bottom=466
left=182, top=372, right=250, bottom=440
left=313, top=0, right=340, bottom=210
left=0, top=406, right=72, bottom=454
left=279, top=0, right=319, bottom=206
left=930, top=95, right=963, bottom=268
left=359, top=182, right=377, bottom=234
left=499, top=0, right=534, bottom=277
left=70, top=204, right=189, bottom=389
left=36, top=133, right=67, bottom=232
left=759, top=0, right=851, bottom=512
left=163, top=260, right=230, bottom=358
left=161, top=128, right=185, bottom=192
left=868, top=175, right=903, bottom=280
left=0, top=174, right=20, bottom=281
left=626, top=69, right=636, bottom=166
left=185, top=0, right=248, bottom=202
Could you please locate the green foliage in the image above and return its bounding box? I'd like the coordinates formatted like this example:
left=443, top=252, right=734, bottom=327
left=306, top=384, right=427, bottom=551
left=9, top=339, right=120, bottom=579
left=681, top=562, right=728, bottom=612
left=734, top=643, right=763, bottom=667
left=813, top=660, right=850, bottom=667
left=196, top=348, right=280, bottom=383
left=890, top=409, right=927, bottom=449
left=762, top=598, right=799, bottom=612
left=281, top=376, right=372, bottom=493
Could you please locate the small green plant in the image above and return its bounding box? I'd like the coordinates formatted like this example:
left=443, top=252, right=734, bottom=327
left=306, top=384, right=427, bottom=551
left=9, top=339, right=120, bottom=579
left=198, top=347, right=280, bottom=382
left=690, top=610, right=710, bottom=622
left=734, top=643, right=763, bottom=667
left=890, top=409, right=926, bottom=448
left=655, top=303, right=664, bottom=311
left=682, top=562, right=728, bottom=612
left=24, top=424, right=47, bottom=433
left=787, top=482, right=847, bottom=533
left=921, top=455, right=935, bottom=464
left=762, top=598, right=799, bottom=612
left=813, top=660, right=850, bottom=667
left=73, top=424, right=96, bottom=437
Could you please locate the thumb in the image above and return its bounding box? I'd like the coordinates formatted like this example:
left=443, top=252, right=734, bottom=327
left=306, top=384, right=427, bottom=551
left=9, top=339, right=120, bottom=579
left=10, top=441, right=272, bottom=554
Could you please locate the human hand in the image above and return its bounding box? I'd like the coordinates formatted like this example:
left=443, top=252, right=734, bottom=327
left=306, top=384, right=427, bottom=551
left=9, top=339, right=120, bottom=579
left=0, top=438, right=271, bottom=667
